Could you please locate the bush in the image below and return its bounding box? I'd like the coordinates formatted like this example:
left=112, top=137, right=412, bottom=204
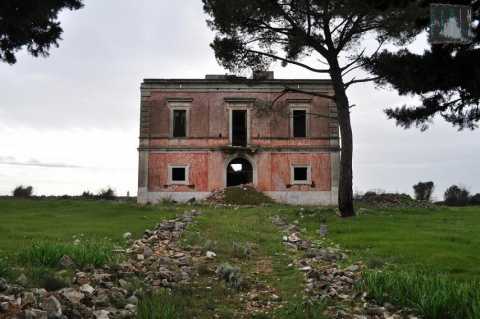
left=81, top=191, right=95, bottom=199
left=413, top=181, right=434, bottom=201
left=359, top=270, right=480, bottom=319
left=470, top=193, right=480, bottom=205
left=12, top=185, right=33, bottom=197
left=216, top=263, right=245, bottom=290
left=444, top=185, right=470, bottom=206
left=97, top=187, right=116, bottom=200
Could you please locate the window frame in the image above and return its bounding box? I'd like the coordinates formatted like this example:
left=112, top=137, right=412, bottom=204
left=168, top=164, right=189, bottom=185
left=290, top=105, right=310, bottom=138
left=169, top=103, right=191, bottom=138
left=290, top=164, right=312, bottom=185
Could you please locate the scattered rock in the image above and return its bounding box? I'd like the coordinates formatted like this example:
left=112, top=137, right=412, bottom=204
left=143, top=246, right=154, bottom=258
left=93, top=309, right=110, bottom=319
left=60, top=288, right=84, bottom=304
left=206, top=251, right=217, bottom=259
left=79, top=284, right=95, bottom=295
left=43, top=296, right=62, bottom=318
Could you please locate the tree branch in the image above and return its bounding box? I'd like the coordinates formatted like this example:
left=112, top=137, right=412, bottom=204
left=344, top=76, right=381, bottom=89
left=271, top=86, right=336, bottom=106
left=246, top=49, right=330, bottom=73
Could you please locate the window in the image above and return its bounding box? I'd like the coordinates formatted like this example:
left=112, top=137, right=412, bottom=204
left=292, top=109, right=307, bottom=137
left=231, top=110, right=247, bottom=146
left=168, top=165, right=189, bottom=184
left=172, top=109, right=187, bottom=137
left=291, top=165, right=311, bottom=184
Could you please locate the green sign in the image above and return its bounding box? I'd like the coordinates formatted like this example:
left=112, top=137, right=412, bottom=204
left=430, top=4, right=473, bottom=44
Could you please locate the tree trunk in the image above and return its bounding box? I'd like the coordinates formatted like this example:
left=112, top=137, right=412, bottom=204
left=329, top=62, right=355, bottom=217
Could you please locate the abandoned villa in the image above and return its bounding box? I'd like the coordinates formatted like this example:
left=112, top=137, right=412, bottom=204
left=137, top=72, right=340, bottom=205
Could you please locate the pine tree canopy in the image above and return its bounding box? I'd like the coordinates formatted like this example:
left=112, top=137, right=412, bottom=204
left=0, top=0, right=84, bottom=64
left=365, top=1, right=480, bottom=130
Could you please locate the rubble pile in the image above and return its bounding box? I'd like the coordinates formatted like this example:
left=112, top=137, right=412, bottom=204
left=0, top=210, right=202, bottom=319
left=356, top=192, right=435, bottom=209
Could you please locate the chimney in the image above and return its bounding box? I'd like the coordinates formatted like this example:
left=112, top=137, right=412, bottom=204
left=252, top=70, right=274, bottom=80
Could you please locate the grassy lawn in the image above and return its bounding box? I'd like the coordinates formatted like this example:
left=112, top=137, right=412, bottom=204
left=0, top=199, right=178, bottom=255
left=1, top=199, right=480, bottom=318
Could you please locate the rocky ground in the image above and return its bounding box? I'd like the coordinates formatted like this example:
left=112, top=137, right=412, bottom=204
left=0, top=208, right=421, bottom=319
left=272, top=214, right=419, bottom=319
left=0, top=210, right=202, bottom=319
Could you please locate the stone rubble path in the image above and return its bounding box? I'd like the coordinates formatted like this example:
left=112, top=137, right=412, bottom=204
left=272, top=215, right=419, bottom=319
left=0, top=209, right=202, bottom=319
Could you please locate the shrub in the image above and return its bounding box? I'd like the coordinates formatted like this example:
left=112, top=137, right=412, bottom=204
left=216, top=263, right=245, bottom=290
left=359, top=270, right=480, bottom=319
left=232, top=241, right=252, bottom=259
left=470, top=193, right=480, bottom=205
left=444, top=185, right=470, bottom=206
left=17, top=240, right=116, bottom=268
left=12, top=185, right=33, bottom=198
left=97, top=187, right=116, bottom=200
left=413, top=181, right=434, bottom=201
left=81, top=191, right=95, bottom=199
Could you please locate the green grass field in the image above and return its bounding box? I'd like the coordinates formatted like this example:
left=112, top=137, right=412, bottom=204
left=1, top=199, right=480, bottom=318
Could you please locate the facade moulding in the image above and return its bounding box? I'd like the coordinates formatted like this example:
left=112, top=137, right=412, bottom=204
left=138, top=146, right=340, bottom=153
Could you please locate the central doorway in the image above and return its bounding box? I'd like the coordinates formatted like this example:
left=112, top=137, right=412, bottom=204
left=226, top=157, right=253, bottom=186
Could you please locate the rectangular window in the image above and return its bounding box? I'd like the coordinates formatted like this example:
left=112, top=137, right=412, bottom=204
left=171, top=167, right=186, bottom=182
left=291, top=165, right=311, bottom=184
left=172, top=109, right=186, bottom=137
left=294, top=167, right=308, bottom=181
left=168, top=165, right=189, bottom=184
left=293, top=110, right=307, bottom=137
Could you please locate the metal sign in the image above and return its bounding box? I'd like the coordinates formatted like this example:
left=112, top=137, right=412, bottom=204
left=430, top=4, right=474, bottom=44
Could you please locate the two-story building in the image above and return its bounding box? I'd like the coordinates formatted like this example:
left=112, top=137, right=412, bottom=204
left=137, top=72, right=339, bottom=205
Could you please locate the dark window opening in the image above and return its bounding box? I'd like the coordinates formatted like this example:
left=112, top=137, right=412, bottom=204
left=171, top=167, right=186, bottom=182
left=294, top=167, right=308, bottom=181
left=232, top=110, right=247, bottom=146
left=227, top=157, right=253, bottom=186
left=293, top=110, right=306, bottom=137
left=173, top=110, right=186, bottom=137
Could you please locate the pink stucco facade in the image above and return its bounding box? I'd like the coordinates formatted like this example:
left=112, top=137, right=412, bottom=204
left=138, top=74, right=340, bottom=205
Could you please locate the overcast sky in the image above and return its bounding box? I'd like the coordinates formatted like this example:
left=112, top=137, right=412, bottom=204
left=1, top=0, right=479, bottom=200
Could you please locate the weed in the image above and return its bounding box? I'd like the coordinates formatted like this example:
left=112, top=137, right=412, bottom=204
left=274, top=299, right=327, bottom=319
left=216, top=263, right=245, bottom=290
left=137, top=289, right=187, bottom=319
left=17, top=240, right=117, bottom=269
left=232, top=241, right=252, bottom=259
left=359, top=270, right=480, bottom=319
left=0, top=257, right=12, bottom=279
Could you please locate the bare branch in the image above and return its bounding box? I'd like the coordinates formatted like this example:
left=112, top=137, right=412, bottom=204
left=246, top=49, right=330, bottom=73
left=340, top=49, right=366, bottom=73
left=344, top=76, right=381, bottom=89
left=271, top=86, right=336, bottom=107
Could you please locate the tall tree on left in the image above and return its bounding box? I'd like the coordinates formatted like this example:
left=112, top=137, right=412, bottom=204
left=0, top=0, right=83, bottom=64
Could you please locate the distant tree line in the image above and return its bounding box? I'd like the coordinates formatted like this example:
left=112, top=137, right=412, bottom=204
left=413, top=181, right=480, bottom=206
left=11, top=185, right=119, bottom=200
